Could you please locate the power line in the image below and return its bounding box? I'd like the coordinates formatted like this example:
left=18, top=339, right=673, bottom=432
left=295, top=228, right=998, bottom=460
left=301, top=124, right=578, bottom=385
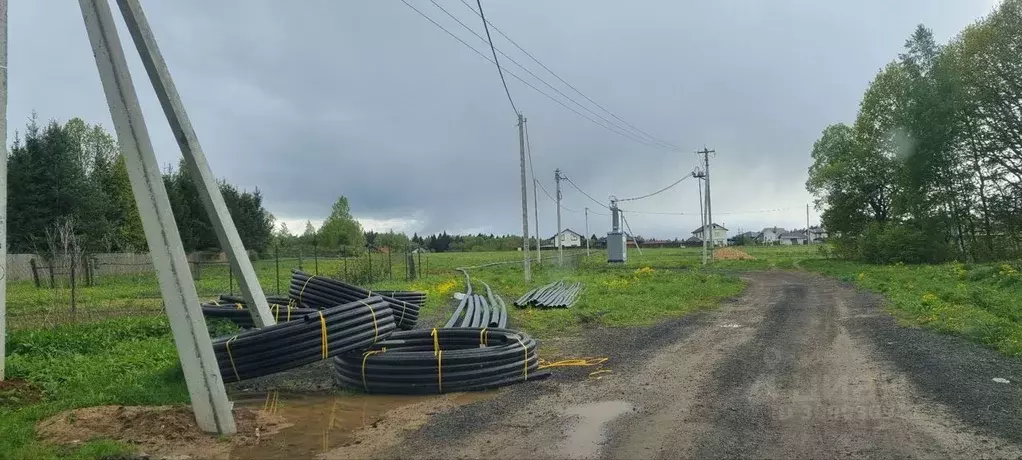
left=617, top=171, right=696, bottom=202
left=471, top=0, right=517, bottom=116
left=560, top=175, right=610, bottom=209
left=617, top=206, right=803, bottom=216
left=536, top=178, right=578, bottom=212
left=397, top=0, right=677, bottom=151
left=455, top=0, right=681, bottom=151
left=427, top=0, right=680, bottom=152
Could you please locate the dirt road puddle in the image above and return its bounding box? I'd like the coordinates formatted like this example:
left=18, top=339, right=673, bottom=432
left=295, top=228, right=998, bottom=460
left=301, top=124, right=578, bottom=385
left=230, top=391, right=490, bottom=459
left=558, top=400, right=634, bottom=459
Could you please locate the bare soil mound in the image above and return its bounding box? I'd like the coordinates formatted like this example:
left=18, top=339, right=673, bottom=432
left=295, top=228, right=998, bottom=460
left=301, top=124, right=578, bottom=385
left=714, top=247, right=755, bottom=260
left=38, top=405, right=290, bottom=460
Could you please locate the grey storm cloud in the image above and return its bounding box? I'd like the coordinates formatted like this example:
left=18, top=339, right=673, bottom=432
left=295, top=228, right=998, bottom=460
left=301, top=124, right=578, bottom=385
left=5, top=0, right=998, bottom=239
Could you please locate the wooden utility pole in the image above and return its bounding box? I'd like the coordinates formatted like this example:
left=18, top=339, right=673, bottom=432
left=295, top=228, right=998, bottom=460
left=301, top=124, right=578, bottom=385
left=697, top=147, right=715, bottom=260
left=555, top=168, right=563, bottom=266
left=518, top=114, right=531, bottom=281
left=693, top=169, right=707, bottom=265
left=584, top=207, right=591, bottom=256
left=806, top=203, right=812, bottom=244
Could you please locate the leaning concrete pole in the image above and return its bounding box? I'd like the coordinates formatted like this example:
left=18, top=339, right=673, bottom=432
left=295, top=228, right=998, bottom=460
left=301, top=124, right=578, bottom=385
left=78, top=0, right=235, bottom=434
left=116, top=0, right=273, bottom=327
left=0, top=0, right=8, bottom=382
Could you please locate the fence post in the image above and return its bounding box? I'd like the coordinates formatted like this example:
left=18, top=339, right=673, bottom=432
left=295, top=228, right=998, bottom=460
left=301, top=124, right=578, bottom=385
left=48, top=258, right=56, bottom=289
left=275, top=243, right=280, bottom=295
left=314, top=240, right=319, bottom=275
left=344, top=258, right=348, bottom=281
left=70, top=259, right=77, bottom=314
left=195, top=260, right=202, bottom=280
left=367, top=251, right=373, bottom=283
left=298, top=246, right=303, bottom=270
left=407, top=252, right=416, bottom=281
left=388, top=251, right=392, bottom=280
left=418, top=251, right=422, bottom=279
left=30, top=258, right=41, bottom=289
left=229, top=264, right=234, bottom=295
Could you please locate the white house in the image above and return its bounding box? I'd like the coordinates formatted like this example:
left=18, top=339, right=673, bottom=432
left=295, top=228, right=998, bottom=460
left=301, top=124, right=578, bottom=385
left=691, top=224, right=729, bottom=246
left=758, top=227, right=787, bottom=244
left=808, top=226, right=828, bottom=242
left=553, top=229, right=584, bottom=248
left=778, top=231, right=808, bottom=245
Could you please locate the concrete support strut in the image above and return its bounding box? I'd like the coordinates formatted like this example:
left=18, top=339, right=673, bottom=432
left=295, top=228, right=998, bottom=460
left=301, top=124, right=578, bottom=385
left=78, top=0, right=235, bottom=434
left=115, top=0, right=274, bottom=328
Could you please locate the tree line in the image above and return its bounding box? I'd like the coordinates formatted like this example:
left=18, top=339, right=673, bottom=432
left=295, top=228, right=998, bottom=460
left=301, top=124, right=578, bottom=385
left=8, top=115, right=274, bottom=255
left=807, top=0, right=1022, bottom=263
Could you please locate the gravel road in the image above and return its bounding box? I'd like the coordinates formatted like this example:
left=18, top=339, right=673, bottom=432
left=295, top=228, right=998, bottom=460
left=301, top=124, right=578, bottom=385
left=321, top=271, right=1022, bottom=459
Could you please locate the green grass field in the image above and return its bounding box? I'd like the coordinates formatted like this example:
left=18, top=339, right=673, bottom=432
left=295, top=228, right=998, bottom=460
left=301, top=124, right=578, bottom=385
left=5, top=244, right=1022, bottom=459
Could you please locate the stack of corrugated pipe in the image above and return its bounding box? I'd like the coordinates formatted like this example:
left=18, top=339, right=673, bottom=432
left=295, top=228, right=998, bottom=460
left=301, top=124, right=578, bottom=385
left=332, top=268, right=548, bottom=394
left=201, top=294, right=316, bottom=328
left=289, top=270, right=420, bottom=330
left=514, top=281, right=583, bottom=308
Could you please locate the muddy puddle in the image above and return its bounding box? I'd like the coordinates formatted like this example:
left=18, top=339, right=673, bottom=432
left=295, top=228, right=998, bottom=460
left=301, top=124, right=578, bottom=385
left=230, top=391, right=490, bottom=459
left=558, top=400, right=634, bottom=459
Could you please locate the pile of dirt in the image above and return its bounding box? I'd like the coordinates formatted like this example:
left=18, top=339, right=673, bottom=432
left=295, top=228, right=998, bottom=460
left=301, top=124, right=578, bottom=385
left=0, top=379, right=42, bottom=407
left=713, top=248, right=755, bottom=260
left=37, top=405, right=290, bottom=460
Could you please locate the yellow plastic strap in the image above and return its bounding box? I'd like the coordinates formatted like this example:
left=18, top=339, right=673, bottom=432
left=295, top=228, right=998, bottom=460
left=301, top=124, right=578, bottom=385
left=298, top=276, right=316, bottom=305
left=430, top=328, right=440, bottom=356
left=538, top=357, right=609, bottom=369
left=211, top=300, right=220, bottom=306
left=287, top=306, right=292, bottom=322
left=317, top=311, right=329, bottom=359
left=436, top=350, right=443, bottom=393
left=273, top=304, right=280, bottom=322
left=479, top=327, right=488, bottom=346
left=235, top=303, right=243, bottom=310
left=515, top=336, right=528, bottom=381
left=358, top=300, right=380, bottom=343
left=225, top=336, right=241, bottom=381
left=361, top=349, right=385, bottom=391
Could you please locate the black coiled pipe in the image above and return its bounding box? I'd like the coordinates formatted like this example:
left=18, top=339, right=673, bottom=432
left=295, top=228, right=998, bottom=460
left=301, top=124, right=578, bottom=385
left=212, top=296, right=396, bottom=382
left=333, top=327, right=549, bottom=394
left=289, top=270, right=419, bottom=329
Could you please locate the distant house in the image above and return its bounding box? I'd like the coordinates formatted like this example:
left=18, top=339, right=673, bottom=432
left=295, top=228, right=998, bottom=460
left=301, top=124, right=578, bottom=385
left=758, top=227, right=787, bottom=244
left=808, top=226, right=828, bottom=242
left=683, top=235, right=703, bottom=247
left=729, top=231, right=760, bottom=245
left=553, top=229, right=584, bottom=248
left=691, top=223, right=728, bottom=246
left=778, top=231, right=808, bottom=245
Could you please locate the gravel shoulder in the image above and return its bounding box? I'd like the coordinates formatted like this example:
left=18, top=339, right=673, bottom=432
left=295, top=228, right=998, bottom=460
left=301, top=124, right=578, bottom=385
left=317, top=271, right=1022, bottom=459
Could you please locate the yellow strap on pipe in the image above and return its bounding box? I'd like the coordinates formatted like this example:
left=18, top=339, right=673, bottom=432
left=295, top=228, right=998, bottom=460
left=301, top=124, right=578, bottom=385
left=436, top=350, right=443, bottom=393
left=298, top=275, right=316, bottom=306
left=361, top=348, right=385, bottom=391
left=515, top=336, right=528, bottom=381
left=358, top=300, right=380, bottom=343
left=430, top=328, right=440, bottom=357
left=479, top=327, right=488, bottom=347
left=225, top=335, right=241, bottom=381
left=317, top=311, right=329, bottom=359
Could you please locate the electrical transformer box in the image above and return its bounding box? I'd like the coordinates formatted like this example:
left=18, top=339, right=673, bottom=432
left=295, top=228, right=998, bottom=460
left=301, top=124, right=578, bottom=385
left=607, top=231, right=626, bottom=263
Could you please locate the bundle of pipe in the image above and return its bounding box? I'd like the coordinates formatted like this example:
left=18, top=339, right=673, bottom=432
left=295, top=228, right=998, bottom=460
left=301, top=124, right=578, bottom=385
left=201, top=295, right=313, bottom=328
left=444, top=293, right=506, bottom=328
left=514, top=281, right=583, bottom=308
left=371, top=290, right=427, bottom=308
left=288, top=270, right=419, bottom=329
left=333, top=327, right=549, bottom=394
left=212, top=296, right=396, bottom=382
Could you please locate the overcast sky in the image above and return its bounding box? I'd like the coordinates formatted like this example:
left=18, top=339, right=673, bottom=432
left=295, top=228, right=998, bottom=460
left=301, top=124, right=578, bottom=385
left=5, top=0, right=1000, bottom=239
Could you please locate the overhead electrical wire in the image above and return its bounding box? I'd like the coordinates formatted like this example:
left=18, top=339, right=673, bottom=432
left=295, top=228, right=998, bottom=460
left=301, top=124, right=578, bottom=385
left=397, top=0, right=679, bottom=151
left=617, top=206, right=804, bottom=216
left=454, top=0, right=681, bottom=151
left=616, top=171, right=696, bottom=203
left=471, top=0, right=518, bottom=115
left=427, top=0, right=680, bottom=152
left=535, top=178, right=579, bottom=213
left=560, top=174, right=610, bottom=209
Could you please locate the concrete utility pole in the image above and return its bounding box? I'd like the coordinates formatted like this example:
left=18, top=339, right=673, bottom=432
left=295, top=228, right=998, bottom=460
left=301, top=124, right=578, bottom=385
left=116, top=0, right=273, bottom=328
left=79, top=0, right=234, bottom=434
left=532, top=179, right=540, bottom=264
left=554, top=168, right=563, bottom=266
left=693, top=169, right=707, bottom=266
left=518, top=114, right=531, bottom=281
left=0, top=0, right=8, bottom=382
left=806, top=203, right=812, bottom=244
left=698, top=147, right=715, bottom=260
left=584, top=207, right=591, bottom=257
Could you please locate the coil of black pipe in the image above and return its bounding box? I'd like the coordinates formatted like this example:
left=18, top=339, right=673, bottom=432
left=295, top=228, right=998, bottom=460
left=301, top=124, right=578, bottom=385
left=371, top=290, right=427, bottom=307
left=202, top=294, right=316, bottom=328
left=288, top=270, right=419, bottom=329
left=333, top=327, right=549, bottom=394
left=211, top=296, right=397, bottom=382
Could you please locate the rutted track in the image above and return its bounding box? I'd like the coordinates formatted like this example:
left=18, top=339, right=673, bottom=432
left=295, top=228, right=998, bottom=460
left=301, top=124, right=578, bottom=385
left=320, top=271, right=1022, bottom=459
